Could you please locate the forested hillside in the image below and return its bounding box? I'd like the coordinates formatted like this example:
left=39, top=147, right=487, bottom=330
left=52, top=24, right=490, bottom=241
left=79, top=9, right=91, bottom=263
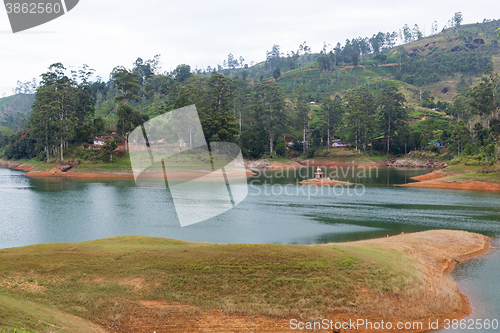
left=0, top=15, right=499, bottom=164
left=0, top=94, right=34, bottom=133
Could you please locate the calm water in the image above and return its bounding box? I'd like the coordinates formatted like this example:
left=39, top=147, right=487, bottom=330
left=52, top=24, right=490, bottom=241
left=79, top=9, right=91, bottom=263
left=0, top=166, right=499, bottom=329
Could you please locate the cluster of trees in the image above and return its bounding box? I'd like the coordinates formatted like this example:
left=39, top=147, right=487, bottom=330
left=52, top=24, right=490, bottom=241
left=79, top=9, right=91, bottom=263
left=1, top=60, right=499, bottom=164
left=403, top=47, right=493, bottom=86
left=26, top=63, right=97, bottom=162
left=415, top=70, right=500, bottom=163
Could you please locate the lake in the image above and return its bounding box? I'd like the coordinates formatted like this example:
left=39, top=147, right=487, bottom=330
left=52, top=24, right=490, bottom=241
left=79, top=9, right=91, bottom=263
left=1, top=165, right=499, bottom=329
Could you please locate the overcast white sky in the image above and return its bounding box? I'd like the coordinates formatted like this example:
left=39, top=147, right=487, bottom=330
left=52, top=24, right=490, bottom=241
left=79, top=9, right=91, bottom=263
left=0, top=0, right=497, bottom=97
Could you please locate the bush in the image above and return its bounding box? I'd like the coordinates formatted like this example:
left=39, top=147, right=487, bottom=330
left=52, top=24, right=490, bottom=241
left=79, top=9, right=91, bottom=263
left=485, top=143, right=498, bottom=164
left=275, top=138, right=287, bottom=156
left=36, top=150, right=46, bottom=161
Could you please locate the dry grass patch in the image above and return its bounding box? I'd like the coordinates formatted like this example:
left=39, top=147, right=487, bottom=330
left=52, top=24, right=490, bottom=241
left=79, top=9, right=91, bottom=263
left=0, top=231, right=489, bottom=332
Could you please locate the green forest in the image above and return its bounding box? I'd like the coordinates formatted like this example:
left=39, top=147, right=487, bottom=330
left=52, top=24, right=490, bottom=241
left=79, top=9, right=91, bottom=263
left=0, top=14, right=499, bottom=165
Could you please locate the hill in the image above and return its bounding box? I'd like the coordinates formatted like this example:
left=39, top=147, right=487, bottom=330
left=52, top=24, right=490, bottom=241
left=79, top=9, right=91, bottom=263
left=0, top=93, right=34, bottom=132
left=265, top=19, right=499, bottom=106
left=4, top=20, right=499, bottom=133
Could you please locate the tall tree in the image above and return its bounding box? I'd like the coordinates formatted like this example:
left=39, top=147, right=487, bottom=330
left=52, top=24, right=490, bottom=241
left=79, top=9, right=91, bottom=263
left=29, top=63, right=77, bottom=162
left=451, top=120, right=471, bottom=155
left=111, top=66, right=143, bottom=136
left=73, top=64, right=96, bottom=143
left=251, top=82, right=285, bottom=154
left=378, top=87, right=407, bottom=154
left=295, top=84, right=310, bottom=153
left=469, top=72, right=500, bottom=145
left=204, top=73, right=238, bottom=142
left=319, top=95, right=343, bottom=151
left=172, top=64, right=192, bottom=83
left=344, top=88, right=377, bottom=152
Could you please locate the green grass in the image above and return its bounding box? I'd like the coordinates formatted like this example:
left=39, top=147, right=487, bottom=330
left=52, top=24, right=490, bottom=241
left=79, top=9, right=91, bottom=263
left=0, top=294, right=99, bottom=333
left=310, top=148, right=389, bottom=162
left=3, top=146, right=252, bottom=174
left=264, top=155, right=299, bottom=163
left=0, top=236, right=421, bottom=331
left=438, top=162, right=500, bottom=183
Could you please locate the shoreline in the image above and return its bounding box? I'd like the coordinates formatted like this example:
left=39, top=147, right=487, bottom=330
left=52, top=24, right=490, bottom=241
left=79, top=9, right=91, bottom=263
left=0, top=159, right=254, bottom=179
left=3, top=158, right=500, bottom=194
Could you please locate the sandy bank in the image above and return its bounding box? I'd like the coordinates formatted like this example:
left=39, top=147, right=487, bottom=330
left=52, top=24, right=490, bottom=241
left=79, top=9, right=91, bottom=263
left=409, top=170, right=447, bottom=181
left=400, top=170, right=500, bottom=192
left=401, top=179, right=500, bottom=192
left=325, top=230, right=491, bottom=333
left=106, top=230, right=489, bottom=333
left=0, top=159, right=34, bottom=172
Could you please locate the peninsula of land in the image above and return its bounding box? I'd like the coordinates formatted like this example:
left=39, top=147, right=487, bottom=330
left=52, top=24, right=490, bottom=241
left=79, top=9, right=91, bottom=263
left=0, top=230, right=490, bottom=332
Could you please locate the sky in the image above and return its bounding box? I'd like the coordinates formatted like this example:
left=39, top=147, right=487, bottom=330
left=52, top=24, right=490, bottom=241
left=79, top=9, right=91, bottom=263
left=0, top=0, right=497, bottom=97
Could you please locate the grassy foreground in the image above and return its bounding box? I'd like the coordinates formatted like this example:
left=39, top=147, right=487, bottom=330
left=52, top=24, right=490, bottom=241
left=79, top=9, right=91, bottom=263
left=0, top=231, right=488, bottom=332
left=0, top=236, right=418, bottom=331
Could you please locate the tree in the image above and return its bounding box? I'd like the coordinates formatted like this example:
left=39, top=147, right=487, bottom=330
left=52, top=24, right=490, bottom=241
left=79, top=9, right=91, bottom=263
left=266, top=44, right=281, bottom=71
left=172, top=64, right=192, bottom=83
left=451, top=120, right=471, bottom=155
left=402, top=24, right=412, bottom=43
left=111, top=66, right=145, bottom=138
left=73, top=64, right=96, bottom=143
left=295, top=84, right=310, bottom=153
left=469, top=72, right=500, bottom=145
left=378, top=87, right=407, bottom=154
left=116, top=104, right=144, bottom=136
left=132, top=55, right=161, bottom=84
left=319, top=95, right=343, bottom=151
left=344, top=88, right=377, bottom=151
left=412, top=24, right=422, bottom=40
left=316, top=53, right=332, bottom=71
left=352, top=51, right=359, bottom=67
left=102, top=136, right=117, bottom=163
left=204, top=73, right=238, bottom=143
left=273, top=67, right=281, bottom=80
left=251, top=82, right=286, bottom=154
left=431, top=21, right=438, bottom=35
left=29, top=63, right=78, bottom=162
left=452, top=12, right=463, bottom=28
left=227, top=53, right=237, bottom=69
left=111, top=66, right=141, bottom=104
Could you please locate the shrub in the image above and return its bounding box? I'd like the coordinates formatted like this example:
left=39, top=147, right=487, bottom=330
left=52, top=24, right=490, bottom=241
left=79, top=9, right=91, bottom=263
left=275, top=138, right=287, bottom=156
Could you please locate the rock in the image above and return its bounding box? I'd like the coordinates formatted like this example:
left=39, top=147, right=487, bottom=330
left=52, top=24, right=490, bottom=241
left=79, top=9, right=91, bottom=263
left=56, top=160, right=80, bottom=172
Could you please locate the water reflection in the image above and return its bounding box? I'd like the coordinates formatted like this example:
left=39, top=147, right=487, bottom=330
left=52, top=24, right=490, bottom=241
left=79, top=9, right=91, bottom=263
left=250, top=166, right=431, bottom=186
